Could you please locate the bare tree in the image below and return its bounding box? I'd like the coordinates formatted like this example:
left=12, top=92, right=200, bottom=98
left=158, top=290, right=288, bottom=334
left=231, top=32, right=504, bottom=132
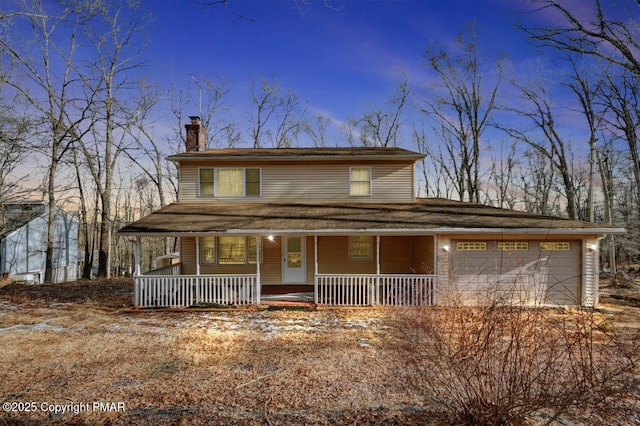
left=502, top=82, right=579, bottom=219
left=412, top=124, right=456, bottom=199
left=248, top=78, right=304, bottom=148
left=598, top=68, right=640, bottom=220
left=522, top=0, right=640, bottom=77
left=420, top=23, right=502, bottom=203
left=0, top=0, right=94, bottom=283
left=487, top=141, right=519, bottom=209
left=344, top=80, right=410, bottom=148
left=123, top=80, right=173, bottom=209
left=562, top=54, right=604, bottom=222
left=249, top=79, right=281, bottom=148
left=596, top=136, right=619, bottom=281
left=75, top=0, right=149, bottom=278
left=303, top=113, right=332, bottom=147
left=0, top=77, right=30, bottom=206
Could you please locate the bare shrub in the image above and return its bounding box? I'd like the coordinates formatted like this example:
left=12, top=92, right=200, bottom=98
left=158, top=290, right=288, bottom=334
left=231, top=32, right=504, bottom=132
left=390, top=300, right=640, bottom=425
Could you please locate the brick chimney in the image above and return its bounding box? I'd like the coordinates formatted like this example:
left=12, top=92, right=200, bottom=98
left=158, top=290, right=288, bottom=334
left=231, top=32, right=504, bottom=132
left=184, top=116, right=207, bottom=152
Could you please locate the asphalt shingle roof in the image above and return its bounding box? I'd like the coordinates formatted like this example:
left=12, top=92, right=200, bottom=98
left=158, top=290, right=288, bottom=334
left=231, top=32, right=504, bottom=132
left=119, top=199, right=623, bottom=235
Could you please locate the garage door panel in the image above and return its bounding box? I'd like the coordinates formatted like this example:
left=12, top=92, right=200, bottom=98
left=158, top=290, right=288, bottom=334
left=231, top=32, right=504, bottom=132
left=451, top=240, right=582, bottom=305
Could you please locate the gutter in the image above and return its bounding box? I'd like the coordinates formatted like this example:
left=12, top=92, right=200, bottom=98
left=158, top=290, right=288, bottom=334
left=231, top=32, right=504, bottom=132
left=119, top=227, right=627, bottom=238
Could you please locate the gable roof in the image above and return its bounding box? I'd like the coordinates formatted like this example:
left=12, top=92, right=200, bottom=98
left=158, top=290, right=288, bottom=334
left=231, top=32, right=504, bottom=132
left=119, top=199, right=625, bottom=236
left=0, top=202, right=46, bottom=239
left=167, top=147, right=425, bottom=162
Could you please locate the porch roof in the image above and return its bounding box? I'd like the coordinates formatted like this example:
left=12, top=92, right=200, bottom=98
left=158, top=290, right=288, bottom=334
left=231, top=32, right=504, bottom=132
left=118, top=198, right=625, bottom=236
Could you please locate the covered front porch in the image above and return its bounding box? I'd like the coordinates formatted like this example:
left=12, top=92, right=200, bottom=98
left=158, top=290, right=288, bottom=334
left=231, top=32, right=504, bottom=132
left=132, top=234, right=437, bottom=308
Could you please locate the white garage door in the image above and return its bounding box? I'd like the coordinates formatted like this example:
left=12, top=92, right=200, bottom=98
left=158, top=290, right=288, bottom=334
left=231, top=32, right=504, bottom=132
left=450, top=240, right=581, bottom=305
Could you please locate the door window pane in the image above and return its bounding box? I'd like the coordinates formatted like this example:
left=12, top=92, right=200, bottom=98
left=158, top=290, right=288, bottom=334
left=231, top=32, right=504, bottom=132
left=287, top=237, right=302, bottom=267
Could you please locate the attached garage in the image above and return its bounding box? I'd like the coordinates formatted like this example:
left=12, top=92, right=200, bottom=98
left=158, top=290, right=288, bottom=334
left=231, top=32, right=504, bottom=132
left=445, top=238, right=592, bottom=306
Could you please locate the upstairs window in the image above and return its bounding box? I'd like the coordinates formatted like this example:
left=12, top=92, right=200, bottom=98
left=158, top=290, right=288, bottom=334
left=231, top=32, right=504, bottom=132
left=217, top=168, right=244, bottom=196
left=245, top=168, right=261, bottom=196
left=199, top=169, right=215, bottom=196
left=350, top=167, right=371, bottom=196
left=198, top=167, right=261, bottom=197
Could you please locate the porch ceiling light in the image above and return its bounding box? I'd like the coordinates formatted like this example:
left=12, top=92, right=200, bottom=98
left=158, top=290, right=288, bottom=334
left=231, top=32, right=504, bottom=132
left=267, top=235, right=275, bottom=241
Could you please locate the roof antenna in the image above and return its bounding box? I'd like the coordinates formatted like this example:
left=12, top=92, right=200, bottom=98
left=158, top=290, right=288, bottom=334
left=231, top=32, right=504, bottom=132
left=191, top=75, right=202, bottom=119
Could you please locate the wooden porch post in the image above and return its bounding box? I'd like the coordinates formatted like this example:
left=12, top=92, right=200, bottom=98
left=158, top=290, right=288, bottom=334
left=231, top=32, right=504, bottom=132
left=195, top=236, right=201, bottom=275
left=134, top=237, right=141, bottom=277
left=133, top=237, right=141, bottom=307
left=256, top=236, right=261, bottom=305
left=375, top=235, right=380, bottom=305
left=314, top=235, right=318, bottom=304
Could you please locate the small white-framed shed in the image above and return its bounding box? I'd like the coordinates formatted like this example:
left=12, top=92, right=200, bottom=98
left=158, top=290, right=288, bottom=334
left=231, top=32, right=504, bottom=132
left=0, top=202, right=79, bottom=284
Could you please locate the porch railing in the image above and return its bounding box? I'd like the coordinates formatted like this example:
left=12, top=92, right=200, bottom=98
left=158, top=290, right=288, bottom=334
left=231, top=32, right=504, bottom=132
left=134, top=274, right=258, bottom=308
left=379, top=274, right=437, bottom=306
left=315, top=274, right=437, bottom=306
left=315, top=274, right=377, bottom=306
left=143, top=262, right=181, bottom=276
left=134, top=273, right=436, bottom=308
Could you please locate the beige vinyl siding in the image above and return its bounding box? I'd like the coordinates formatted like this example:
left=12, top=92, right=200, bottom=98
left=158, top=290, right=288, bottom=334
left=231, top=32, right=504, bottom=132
left=180, top=237, right=196, bottom=274
left=179, top=234, right=435, bottom=284
left=261, top=237, right=282, bottom=285
left=177, top=160, right=415, bottom=203
left=317, top=236, right=376, bottom=275
left=412, top=235, right=435, bottom=274
left=380, top=236, right=413, bottom=273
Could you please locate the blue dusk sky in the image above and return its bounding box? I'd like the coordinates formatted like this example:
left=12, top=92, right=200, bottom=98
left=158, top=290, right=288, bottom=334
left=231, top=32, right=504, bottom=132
left=145, top=1, right=523, bottom=113
left=141, top=0, right=570, bottom=146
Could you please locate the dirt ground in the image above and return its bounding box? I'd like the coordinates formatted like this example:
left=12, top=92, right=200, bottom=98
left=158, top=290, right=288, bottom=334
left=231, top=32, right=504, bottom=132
left=0, top=279, right=639, bottom=425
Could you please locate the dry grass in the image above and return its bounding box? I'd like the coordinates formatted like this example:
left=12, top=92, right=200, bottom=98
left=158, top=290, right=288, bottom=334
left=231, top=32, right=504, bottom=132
left=0, top=279, right=639, bottom=425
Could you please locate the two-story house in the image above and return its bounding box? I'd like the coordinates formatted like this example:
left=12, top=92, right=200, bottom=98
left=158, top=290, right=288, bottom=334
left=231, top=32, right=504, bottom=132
left=119, top=117, right=624, bottom=308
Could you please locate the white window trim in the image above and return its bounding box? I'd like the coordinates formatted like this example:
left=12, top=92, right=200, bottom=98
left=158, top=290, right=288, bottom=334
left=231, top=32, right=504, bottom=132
left=349, top=166, right=372, bottom=197
left=197, top=167, right=262, bottom=198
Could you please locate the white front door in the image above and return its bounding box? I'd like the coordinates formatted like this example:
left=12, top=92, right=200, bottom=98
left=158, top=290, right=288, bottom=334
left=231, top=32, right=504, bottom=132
left=282, top=236, right=306, bottom=284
